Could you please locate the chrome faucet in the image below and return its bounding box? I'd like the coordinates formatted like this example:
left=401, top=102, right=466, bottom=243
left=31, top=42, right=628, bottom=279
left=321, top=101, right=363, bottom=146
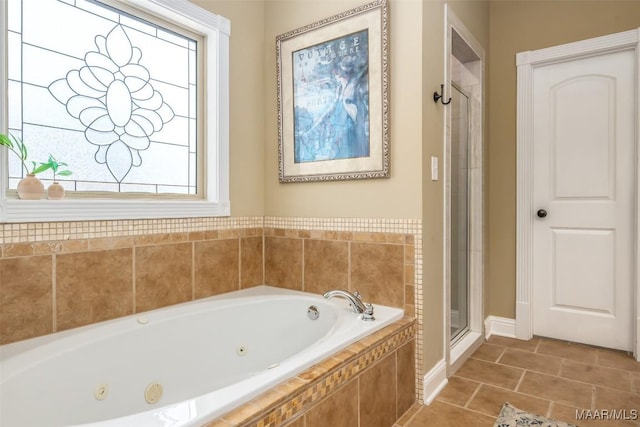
left=323, top=289, right=366, bottom=313
left=323, top=290, right=376, bottom=321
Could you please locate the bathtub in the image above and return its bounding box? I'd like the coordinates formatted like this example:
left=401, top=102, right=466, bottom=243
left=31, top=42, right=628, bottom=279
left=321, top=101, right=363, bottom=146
left=0, top=286, right=403, bottom=427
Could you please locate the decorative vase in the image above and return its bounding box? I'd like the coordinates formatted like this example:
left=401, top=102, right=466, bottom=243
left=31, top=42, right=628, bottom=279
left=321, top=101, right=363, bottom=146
left=47, top=182, right=65, bottom=200
left=17, top=174, right=45, bottom=200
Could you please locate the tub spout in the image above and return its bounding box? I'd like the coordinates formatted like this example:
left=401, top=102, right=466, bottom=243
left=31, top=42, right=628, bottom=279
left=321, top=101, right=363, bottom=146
left=323, top=290, right=366, bottom=314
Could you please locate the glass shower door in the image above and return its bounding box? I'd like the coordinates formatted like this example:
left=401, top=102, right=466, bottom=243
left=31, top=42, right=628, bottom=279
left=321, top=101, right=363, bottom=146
left=450, top=83, right=470, bottom=343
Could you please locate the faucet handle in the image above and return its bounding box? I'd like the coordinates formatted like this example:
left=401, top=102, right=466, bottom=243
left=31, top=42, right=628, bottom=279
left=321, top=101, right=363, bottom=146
left=353, top=290, right=363, bottom=300
left=363, top=302, right=375, bottom=321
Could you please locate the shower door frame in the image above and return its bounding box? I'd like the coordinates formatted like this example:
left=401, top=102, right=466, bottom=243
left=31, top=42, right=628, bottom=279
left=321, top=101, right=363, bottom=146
left=443, top=5, right=485, bottom=374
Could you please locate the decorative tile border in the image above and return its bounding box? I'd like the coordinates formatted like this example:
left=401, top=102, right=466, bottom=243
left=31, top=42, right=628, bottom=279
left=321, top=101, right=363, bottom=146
left=264, top=216, right=421, bottom=234
left=0, top=228, right=264, bottom=259
left=0, top=217, right=265, bottom=244
left=205, top=318, right=416, bottom=427
left=414, top=233, right=424, bottom=403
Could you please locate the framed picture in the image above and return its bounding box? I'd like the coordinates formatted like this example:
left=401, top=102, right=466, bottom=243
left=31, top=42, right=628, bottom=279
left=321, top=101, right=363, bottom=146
left=276, top=0, right=389, bottom=183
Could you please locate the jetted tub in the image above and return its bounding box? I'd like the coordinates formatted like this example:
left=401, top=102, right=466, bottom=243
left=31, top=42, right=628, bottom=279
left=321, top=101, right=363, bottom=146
left=0, top=286, right=403, bottom=427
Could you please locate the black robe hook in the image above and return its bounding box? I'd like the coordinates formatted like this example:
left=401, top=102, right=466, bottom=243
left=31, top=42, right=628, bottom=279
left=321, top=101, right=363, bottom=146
left=433, top=84, right=452, bottom=105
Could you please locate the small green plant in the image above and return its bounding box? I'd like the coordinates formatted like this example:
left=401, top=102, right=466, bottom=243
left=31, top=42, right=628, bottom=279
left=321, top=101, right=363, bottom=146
left=0, top=132, right=37, bottom=175
left=35, top=154, right=73, bottom=181
left=0, top=133, right=72, bottom=179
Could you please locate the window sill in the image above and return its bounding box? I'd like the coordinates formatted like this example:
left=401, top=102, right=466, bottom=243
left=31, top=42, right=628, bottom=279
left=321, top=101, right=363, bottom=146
left=0, top=198, right=231, bottom=223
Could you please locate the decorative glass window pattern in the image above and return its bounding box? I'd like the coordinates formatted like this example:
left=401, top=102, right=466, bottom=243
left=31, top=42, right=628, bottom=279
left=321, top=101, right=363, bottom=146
left=7, top=0, right=199, bottom=195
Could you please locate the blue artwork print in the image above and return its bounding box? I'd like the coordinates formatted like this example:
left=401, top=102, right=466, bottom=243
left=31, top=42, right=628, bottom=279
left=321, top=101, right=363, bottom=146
left=292, top=30, right=370, bottom=163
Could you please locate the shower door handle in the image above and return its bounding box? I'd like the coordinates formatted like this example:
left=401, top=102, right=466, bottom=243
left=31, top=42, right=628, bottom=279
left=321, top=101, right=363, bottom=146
left=536, top=209, right=547, bottom=218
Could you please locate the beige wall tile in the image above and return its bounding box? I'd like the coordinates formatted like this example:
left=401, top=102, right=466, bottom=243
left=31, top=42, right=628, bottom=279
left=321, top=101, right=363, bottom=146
left=303, top=239, right=348, bottom=295
left=88, top=237, right=134, bottom=251
left=396, top=340, right=416, bottom=417
left=136, top=243, right=192, bottom=312
left=405, top=285, right=415, bottom=306
left=241, top=236, right=263, bottom=288
left=360, top=353, right=397, bottom=427
left=404, top=265, right=415, bottom=286
left=2, top=243, right=34, bottom=258
left=194, top=239, right=239, bottom=298
left=188, top=231, right=205, bottom=241
left=56, top=248, right=133, bottom=331
left=351, top=242, right=404, bottom=308
left=265, top=237, right=302, bottom=291
left=404, top=245, right=415, bottom=265
left=218, top=229, right=240, bottom=239
left=0, top=256, right=53, bottom=344
left=203, top=230, right=219, bottom=240
left=305, top=379, right=358, bottom=427
left=134, top=233, right=173, bottom=246
left=405, top=304, right=415, bottom=317
left=298, top=230, right=311, bottom=239
left=32, top=242, right=62, bottom=255
left=61, top=239, right=89, bottom=253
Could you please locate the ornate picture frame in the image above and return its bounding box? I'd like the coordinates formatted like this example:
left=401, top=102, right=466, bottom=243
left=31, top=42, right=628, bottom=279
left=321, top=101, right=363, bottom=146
left=276, top=0, right=389, bottom=183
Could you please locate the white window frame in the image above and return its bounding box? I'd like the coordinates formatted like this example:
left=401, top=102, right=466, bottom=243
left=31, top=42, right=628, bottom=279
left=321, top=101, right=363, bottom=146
left=0, top=0, right=230, bottom=222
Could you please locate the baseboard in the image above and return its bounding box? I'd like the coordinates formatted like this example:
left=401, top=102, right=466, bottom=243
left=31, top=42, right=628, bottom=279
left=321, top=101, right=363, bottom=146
left=484, top=316, right=516, bottom=339
left=422, top=359, right=448, bottom=405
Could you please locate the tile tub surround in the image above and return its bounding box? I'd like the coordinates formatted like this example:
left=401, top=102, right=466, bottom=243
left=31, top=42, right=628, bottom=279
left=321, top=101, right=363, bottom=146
left=0, top=227, right=264, bottom=345
left=204, top=318, right=416, bottom=427
left=0, top=216, right=424, bottom=405
left=264, top=227, right=415, bottom=315
left=262, top=219, right=424, bottom=404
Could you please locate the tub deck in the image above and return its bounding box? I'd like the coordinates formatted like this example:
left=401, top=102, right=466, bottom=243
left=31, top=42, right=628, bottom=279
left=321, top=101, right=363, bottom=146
left=206, top=316, right=416, bottom=427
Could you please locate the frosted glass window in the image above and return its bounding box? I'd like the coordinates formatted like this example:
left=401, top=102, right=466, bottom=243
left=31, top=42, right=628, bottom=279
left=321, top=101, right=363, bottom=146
left=6, top=0, right=199, bottom=195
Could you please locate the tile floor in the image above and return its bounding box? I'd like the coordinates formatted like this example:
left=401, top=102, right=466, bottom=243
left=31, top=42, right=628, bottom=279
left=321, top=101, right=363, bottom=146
left=395, top=335, right=640, bottom=427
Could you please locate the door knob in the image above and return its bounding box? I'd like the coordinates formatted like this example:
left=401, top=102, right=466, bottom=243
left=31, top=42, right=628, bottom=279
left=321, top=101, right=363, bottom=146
left=537, top=209, right=547, bottom=218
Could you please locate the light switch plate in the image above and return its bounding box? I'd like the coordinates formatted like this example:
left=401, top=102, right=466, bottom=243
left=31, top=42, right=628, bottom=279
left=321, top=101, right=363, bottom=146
left=431, top=156, right=438, bottom=181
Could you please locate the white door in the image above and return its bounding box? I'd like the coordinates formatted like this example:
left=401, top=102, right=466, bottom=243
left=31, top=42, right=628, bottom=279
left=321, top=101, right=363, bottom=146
left=532, top=49, right=636, bottom=351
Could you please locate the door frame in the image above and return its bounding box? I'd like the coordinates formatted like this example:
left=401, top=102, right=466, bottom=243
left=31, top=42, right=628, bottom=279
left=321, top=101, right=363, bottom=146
left=516, top=29, right=640, bottom=357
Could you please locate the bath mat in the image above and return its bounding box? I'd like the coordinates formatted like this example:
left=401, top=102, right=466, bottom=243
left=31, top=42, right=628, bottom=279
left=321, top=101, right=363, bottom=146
left=494, top=402, right=578, bottom=427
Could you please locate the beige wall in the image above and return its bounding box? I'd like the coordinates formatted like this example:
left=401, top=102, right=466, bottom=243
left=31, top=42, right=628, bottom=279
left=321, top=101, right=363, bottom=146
left=263, top=0, right=422, bottom=219
left=488, top=1, right=640, bottom=319
left=192, top=0, right=266, bottom=217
